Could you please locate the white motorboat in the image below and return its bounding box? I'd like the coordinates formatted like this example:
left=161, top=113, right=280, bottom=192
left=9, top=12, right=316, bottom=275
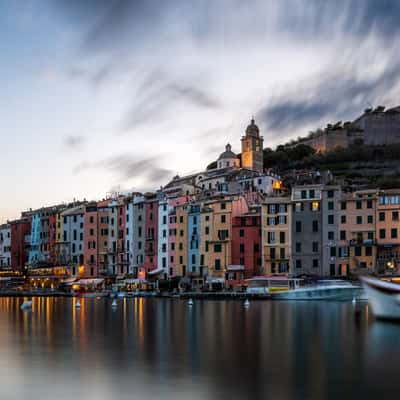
left=361, top=276, right=400, bottom=319
left=246, top=276, right=363, bottom=301
left=271, top=280, right=363, bottom=301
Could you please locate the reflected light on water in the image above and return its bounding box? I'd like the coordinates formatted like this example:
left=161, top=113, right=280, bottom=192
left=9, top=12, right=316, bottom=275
left=0, top=298, right=398, bottom=400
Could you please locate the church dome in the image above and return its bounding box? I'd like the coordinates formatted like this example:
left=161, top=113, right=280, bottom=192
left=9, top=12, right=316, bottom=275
left=218, top=143, right=237, bottom=160
left=245, top=118, right=260, bottom=137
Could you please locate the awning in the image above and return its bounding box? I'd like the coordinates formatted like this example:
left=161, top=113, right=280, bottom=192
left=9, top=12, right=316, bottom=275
left=227, top=265, right=244, bottom=271
left=61, top=277, right=77, bottom=284
left=206, top=277, right=225, bottom=284
left=148, top=267, right=165, bottom=276
left=76, top=278, right=104, bottom=286
left=124, top=279, right=147, bottom=284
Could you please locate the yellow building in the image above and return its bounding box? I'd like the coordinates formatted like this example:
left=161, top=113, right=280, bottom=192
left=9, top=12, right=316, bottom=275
left=262, top=197, right=292, bottom=275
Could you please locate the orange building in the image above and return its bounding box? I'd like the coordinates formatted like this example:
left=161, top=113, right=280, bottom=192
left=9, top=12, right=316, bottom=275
left=375, top=190, right=400, bottom=274
left=337, top=190, right=376, bottom=275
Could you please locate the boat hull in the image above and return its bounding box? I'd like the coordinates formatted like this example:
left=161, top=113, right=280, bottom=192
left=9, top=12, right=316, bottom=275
left=271, top=286, right=363, bottom=301
left=362, top=277, right=400, bottom=319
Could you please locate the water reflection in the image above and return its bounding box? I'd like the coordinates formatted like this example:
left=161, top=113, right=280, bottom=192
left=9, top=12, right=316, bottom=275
left=0, top=298, right=398, bottom=400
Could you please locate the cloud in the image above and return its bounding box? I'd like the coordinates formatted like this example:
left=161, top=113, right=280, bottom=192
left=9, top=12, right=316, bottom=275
left=64, top=135, right=85, bottom=149
left=120, top=72, right=221, bottom=131
left=73, top=154, right=173, bottom=189
left=257, top=48, right=400, bottom=141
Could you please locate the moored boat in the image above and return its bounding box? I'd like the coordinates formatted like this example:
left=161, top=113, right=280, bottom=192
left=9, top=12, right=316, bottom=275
left=246, top=276, right=362, bottom=300
left=361, top=276, right=400, bottom=319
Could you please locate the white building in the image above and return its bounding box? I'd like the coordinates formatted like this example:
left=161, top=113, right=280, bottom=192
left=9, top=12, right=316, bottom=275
left=157, top=196, right=172, bottom=278
left=0, top=224, right=11, bottom=268
left=61, top=205, right=85, bottom=276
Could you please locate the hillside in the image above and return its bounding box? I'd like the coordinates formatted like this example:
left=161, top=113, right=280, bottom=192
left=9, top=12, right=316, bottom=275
left=207, top=143, right=400, bottom=189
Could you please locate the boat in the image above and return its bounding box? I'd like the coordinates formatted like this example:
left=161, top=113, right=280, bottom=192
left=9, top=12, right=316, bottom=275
left=246, top=276, right=362, bottom=301
left=20, top=300, right=32, bottom=310
left=361, top=276, right=400, bottom=319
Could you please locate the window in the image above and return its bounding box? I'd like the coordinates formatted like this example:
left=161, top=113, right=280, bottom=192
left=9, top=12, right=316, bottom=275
left=214, top=244, right=222, bottom=253
left=328, top=201, right=334, bottom=210
left=312, top=259, right=319, bottom=268
left=356, top=200, right=362, bottom=209
left=365, top=246, right=372, bottom=256
left=214, top=259, right=221, bottom=270
left=328, top=231, right=334, bottom=240
left=191, top=254, right=196, bottom=265
left=391, top=228, right=398, bottom=239
left=367, top=232, right=374, bottom=240
left=311, top=201, right=320, bottom=211
left=296, top=242, right=301, bottom=253
left=312, top=241, right=319, bottom=252
left=312, top=220, right=318, bottom=232
left=327, top=190, right=334, bottom=198
left=367, top=215, right=373, bottom=224
left=280, top=248, right=285, bottom=259
left=367, top=199, right=373, bottom=209
left=279, top=231, right=285, bottom=244
left=254, top=243, right=260, bottom=252
left=270, top=248, right=276, bottom=259
left=341, top=215, right=346, bottom=224
left=221, top=202, right=226, bottom=210
left=340, top=201, right=346, bottom=210
left=221, top=215, right=226, bottom=223
left=295, top=259, right=302, bottom=269
left=301, top=190, right=307, bottom=199
left=379, top=229, right=386, bottom=239
left=268, top=232, right=276, bottom=244
left=340, top=230, right=346, bottom=240
left=239, top=229, right=244, bottom=237
left=239, top=244, right=245, bottom=253
left=330, top=247, right=336, bottom=257
left=296, top=221, right=302, bottom=233
left=330, top=264, right=335, bottom=276
left=205, top=227, right=210, bottom=235
left=393, top=211, right=399, bottom=221
left=379, top=212, right=385, bottom=221
left=309, top=190, right=315, bottom=198
left=328, top=215, right=334, bottom=225
left=271, top=262, right=276, bottom=273
left=355, top=246, right=362, bottom=257
left=356, top=216, right=362, bottom=225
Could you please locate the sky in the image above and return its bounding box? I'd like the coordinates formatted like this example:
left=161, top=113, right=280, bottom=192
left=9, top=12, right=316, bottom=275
left=1, top=0, right=400, bottom=221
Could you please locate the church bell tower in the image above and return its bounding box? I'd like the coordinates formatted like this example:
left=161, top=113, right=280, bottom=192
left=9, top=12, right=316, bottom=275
left=241, top=118, right=264, bottom=172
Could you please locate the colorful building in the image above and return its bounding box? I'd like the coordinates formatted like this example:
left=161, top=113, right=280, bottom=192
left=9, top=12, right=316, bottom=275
left=230, top=209, right=261, bottom=287
left=262, top=196, right=292, bottom=275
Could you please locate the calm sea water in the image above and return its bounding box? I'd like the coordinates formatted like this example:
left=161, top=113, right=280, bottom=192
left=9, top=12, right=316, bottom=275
left=0, top=297, right=398, bottom=400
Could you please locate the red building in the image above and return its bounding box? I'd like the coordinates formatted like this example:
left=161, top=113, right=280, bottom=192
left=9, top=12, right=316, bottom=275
left=229, top=211, right=262, bottom=288
left=144, top=194, right=158, bottom=275
left=116, top=201, right=127, bottom=276
left=10, top=218, right=31, bottom=271
left=84, top=203, right=99, bottom=277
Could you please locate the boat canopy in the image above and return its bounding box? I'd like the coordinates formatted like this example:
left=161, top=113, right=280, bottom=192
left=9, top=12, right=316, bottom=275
left=148, top=267, right=165, bottom=275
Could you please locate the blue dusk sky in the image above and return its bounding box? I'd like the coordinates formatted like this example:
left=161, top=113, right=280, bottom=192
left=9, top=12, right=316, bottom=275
left=1, top=0, right=400, bottom=221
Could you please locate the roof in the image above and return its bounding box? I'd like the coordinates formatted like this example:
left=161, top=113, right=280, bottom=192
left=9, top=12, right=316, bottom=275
left=218, top=143, right=238, bottom=160
left=245, top=118, right=260, bottom=137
